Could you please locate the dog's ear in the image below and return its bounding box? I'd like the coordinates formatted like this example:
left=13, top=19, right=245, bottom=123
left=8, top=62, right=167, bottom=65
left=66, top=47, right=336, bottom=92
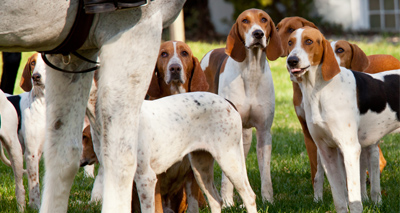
left=146, top=68, right=161, bottom=99
left=301, top=18, right=318, bottom=29
left=266, top=19, right=284, bottom=61
left=225, top=22, right=246, bottom=62
left=189, top=57, right=209, bottom=92
left=20, top=55, right=34, bottom=91
left=350, top=43, right=370, bottom=71
left=321, top=39, right=341, bottom=81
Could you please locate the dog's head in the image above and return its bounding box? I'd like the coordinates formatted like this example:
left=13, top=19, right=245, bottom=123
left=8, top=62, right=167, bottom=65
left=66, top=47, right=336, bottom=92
left=147, top=41, right=208, bottom=99
left=286, top=27, right=340, bottom=82
left=20, top=53, right=46, bottom=92
left=330, top=40, right=370, bottom=71
left=80, top=125, right=98, bottom=167
left=225, top=8, right=283, bottom=62
left=276, top=16, right=318, bottom=57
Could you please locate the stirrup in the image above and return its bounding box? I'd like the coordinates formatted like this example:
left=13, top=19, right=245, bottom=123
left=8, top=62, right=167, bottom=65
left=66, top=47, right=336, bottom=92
left=83, top=0, right=148, bottom=14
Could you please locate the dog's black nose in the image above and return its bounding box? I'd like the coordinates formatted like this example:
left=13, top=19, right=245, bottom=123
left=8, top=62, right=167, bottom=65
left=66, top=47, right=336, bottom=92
left=32, top=73, right=41, bottom=81
left=169, top=63, right=182, bottom=75
left=252, top=30, right=264, bottom=39
left=287, top=56, right=299, bottom=67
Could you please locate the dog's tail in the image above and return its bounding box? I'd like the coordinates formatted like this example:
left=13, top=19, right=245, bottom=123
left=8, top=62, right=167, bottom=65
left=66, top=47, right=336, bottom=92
left=225, top=98, right=238, bottom=111
left=0, top=142, right=28, bottom=175
left=0, top=142, right=12, bottom=167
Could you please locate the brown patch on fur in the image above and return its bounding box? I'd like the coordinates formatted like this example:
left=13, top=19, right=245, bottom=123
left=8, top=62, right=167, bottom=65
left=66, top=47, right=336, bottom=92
left=276, top=17, right=318, bottom=57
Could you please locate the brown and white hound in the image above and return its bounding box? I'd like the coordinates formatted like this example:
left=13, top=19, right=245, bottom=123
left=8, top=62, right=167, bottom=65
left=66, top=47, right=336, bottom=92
left=201, top=9, right=283, bottom=204
left=146, top=40, right=208, bottom=213
left=286, top=26, right=400, bottom=212
left=147, top=40, right=209, bottom=99
left=277, top=17, right=395, bottom=201
left=81, top=41, right=209, bottom=212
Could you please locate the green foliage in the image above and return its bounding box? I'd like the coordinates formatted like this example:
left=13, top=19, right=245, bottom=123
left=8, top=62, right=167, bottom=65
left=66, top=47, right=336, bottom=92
left=0, top=39, right=399, bottom=212
left=224, top=0, right=344, bottom=35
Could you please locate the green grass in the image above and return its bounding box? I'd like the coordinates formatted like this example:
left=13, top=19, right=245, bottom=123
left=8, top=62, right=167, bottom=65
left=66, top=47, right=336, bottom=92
left=1, top=39, right=399, bottom=212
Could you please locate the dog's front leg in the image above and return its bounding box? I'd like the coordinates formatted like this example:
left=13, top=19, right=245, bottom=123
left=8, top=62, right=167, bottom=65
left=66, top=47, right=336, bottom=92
left=40, top=54, right=95, bottom=213
left=317, top=143, right=348, bottom=213
left=256, top=128, right=274, bottom=203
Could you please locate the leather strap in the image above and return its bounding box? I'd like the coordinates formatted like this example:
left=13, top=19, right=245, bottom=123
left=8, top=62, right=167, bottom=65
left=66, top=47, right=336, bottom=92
left=44, top=0, right=95, bottom=55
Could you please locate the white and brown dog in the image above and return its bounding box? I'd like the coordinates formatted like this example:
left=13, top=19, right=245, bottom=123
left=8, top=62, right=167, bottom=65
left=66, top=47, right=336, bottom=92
left=7, top=53, right=46, bottom=209
left=201, top=8, right=283, bottom=205
left=286, top=27, right=400, bottom=212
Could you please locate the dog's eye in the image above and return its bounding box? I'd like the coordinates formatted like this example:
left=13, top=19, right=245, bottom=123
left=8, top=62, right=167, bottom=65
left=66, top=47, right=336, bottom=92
left=181, top=51, right=188, bottom=57
left=305, top=39, right=313, bottom=45
left=288, top=40, right=293, bottom=46
left=288, top=28, right=295, bottom=33
left=30, top=61, right=36, bottom=66
left=161, top=52, right=168, bottom=58
left=336, top=48, right=344, bottom=54
left=242, top=19, right=249, bottom=24
left=261, top=18, right=267, bottom=23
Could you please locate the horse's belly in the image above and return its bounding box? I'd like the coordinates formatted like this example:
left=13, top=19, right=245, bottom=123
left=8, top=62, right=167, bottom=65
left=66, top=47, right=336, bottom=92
left=0, top=0, right=78, bottom=51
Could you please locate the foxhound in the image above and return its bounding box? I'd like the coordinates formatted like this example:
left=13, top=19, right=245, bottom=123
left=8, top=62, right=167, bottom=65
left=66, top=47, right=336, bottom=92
left=83, top=92, right=258, bottom=213
left=7, top=53, right=46, bottom=209
left=286, top=26, right=400, bottom=212
left=201, top=8, right=283, bottom=205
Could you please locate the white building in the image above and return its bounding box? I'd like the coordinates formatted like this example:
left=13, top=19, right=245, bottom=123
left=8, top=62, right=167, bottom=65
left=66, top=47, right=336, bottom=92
left=208, top=0, right=400, bottom=34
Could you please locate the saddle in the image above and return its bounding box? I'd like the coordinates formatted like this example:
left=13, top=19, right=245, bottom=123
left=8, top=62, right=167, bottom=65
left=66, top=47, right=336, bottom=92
left=84, top=0, right=148, bottom=13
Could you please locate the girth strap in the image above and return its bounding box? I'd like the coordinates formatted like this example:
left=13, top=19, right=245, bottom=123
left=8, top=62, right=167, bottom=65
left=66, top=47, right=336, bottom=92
left=44, top=0, right=95, bottom=55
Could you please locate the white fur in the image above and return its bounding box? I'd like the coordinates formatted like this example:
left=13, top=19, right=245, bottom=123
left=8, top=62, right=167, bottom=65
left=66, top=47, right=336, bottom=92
left=15, top=53, right=47, bottom=209
left=89, top=92, right=257, bottom=212
left=0, top=90, right=25, bottom=211
left=0, top=0, right=185, bottom=212
left=287, top=29, right=400, bottom=212
left=201, top=22, right=275, bottom=204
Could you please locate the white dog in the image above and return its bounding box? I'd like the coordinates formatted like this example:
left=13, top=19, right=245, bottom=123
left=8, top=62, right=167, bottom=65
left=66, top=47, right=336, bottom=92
left=82, top=92, right=257, bottom=212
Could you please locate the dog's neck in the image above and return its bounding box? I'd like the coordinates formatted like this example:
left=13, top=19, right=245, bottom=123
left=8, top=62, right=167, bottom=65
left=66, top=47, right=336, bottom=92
left=297, top=65, right=329, bottom=124
left=238, top=47, right=268, bottom=92
left=30, top=85, right=45, bottom=102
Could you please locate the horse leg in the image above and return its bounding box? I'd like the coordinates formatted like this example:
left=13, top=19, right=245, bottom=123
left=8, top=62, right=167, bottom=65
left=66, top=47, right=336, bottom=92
left=96, top=14, right=162, bottom=212
left=40, top=53, right=95, bottom=212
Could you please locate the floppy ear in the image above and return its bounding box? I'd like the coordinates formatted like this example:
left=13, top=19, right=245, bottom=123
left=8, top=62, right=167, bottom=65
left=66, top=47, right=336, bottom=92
left=350, top=43, right=370, bottom=71
left=189, top=57, right=209, bottom=92
left=225, top=22, right=246, bottom=62
left=321, top=39, right=341, bottom=81
left=266, top=19, right=284, bottom=61
left=302, top=19, right=318, bottom=29
left=20, top=56, right=33, bottom=91
left=146, top=69, right=161, bottom=98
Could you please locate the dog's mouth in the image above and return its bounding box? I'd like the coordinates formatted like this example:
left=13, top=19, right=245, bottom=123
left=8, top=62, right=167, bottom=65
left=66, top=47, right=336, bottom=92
left=166, top=75, right=184, bottom=85
left=288, top=65, right=310, bottom=77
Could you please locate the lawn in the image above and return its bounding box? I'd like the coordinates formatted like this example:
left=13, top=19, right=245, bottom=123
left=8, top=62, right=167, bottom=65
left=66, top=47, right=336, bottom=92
left=0, top=37, right=399, bottom=212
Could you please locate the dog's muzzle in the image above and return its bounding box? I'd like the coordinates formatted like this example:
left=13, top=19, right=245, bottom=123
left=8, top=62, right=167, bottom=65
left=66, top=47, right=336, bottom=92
left=167, top=63, right=184, bottom=84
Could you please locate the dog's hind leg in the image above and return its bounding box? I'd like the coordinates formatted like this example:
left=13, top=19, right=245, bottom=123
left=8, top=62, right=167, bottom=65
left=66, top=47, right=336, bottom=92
left=2, top=135, right=25, bottom=211
left=40, top=53, right=95, bottom=213
left=135, top=164, right=157, bottom=213
left=221, top=128, right=252, bottom=208
left=189, top=151, right=223, bottom=212
left=367, top=144, right=381, bottom=204
left=215, top=141, right=257, bottom=213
